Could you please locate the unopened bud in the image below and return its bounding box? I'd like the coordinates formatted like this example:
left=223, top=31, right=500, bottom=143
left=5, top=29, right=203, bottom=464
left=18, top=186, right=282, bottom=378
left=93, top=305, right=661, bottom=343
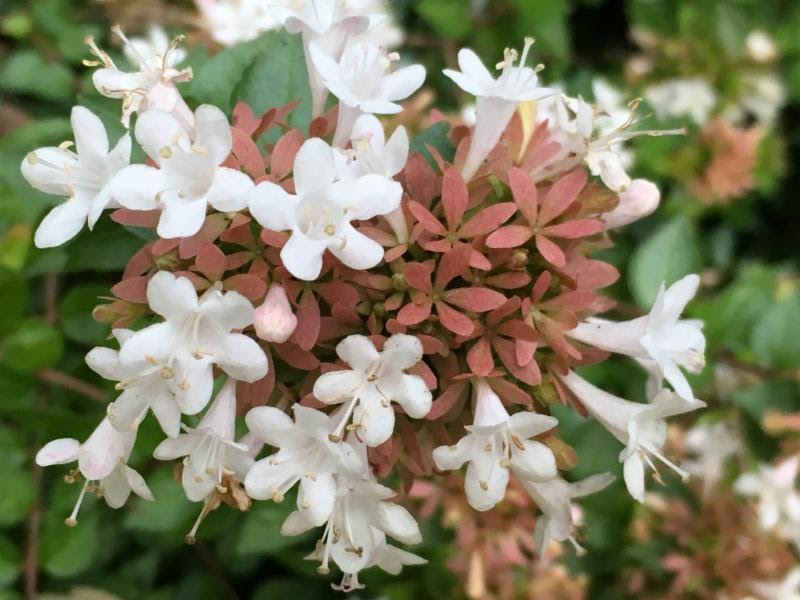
left=254, top=284, right=297, bottom=344
left=602, top=179, right=660, bottom=229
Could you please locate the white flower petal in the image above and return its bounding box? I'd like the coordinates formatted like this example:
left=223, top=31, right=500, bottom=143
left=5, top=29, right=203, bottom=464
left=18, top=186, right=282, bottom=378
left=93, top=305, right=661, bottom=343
left=298, top=472, right=336, bottom=526
left=34, top=199, right=89, bottom=248
left=36, top=438, right=80, bottom=466
left=206, top=167, right=253, bottom=213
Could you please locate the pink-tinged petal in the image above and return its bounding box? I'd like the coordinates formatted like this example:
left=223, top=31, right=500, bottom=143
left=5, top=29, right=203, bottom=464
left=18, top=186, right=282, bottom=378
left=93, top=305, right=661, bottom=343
left=441, top=168, right=468, bottom=231
left=535, top=235, right=566, bottom=268
left=403, top=262, right=433, bottom=293
left=443, top=287, right=507, bottom=312
left=427, top=381, right=469, bottom=420
left=407, top=201, right=446, bottom=235
left=484, top=271, right=531, bottom=289
left=515, top=339, right=536, bottom=366
left=489, top=378, right=531, bottom=406
left=36, top=438, right=80, bottom=466
left=541, top=218, right=603, bottom=239
left=486, top=225, right=532, bottom=249
left=539, top=170, right=587, bottom=225
left=396, top=301, right=432, bottom=326
left=270, top=129, right=305, bottom=181
left=195, top=244, right=226, bottom=281
left=487, top=297, right=522, bottom=326
left=508, top=167, right=538, bottom=224
left=494, top=337, right=541, bottom=384
left=496, top=320, right=538, bottom=343
left=467, top=337, right=494, bottom=375
left=436, top=302, right=474, bottom=336
left=293, top=290, right=320, bottom=352
left=458, top=202, right=517, bottom=238
left=435, top=244, right=471, bottom=289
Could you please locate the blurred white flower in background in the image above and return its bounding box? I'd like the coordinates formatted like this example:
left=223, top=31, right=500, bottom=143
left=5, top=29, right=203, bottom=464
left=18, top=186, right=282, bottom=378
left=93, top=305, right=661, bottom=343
left=644, top=78, right=717, bottom=126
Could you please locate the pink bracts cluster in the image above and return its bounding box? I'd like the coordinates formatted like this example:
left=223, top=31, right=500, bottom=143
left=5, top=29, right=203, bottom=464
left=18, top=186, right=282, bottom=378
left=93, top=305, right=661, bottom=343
left=23, top=5, right=707, bottom=591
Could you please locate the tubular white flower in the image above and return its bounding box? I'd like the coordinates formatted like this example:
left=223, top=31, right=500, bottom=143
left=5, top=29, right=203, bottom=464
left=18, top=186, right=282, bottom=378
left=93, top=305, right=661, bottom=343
left=107, top=104, right=253, bottom=239
left=271, top=0, right=376, bottom=117
left=248, top=137, right=402, bottom=281
left=432, top=380, right=558, bottom=511
left=117, top=272, right=268, bottom=418
left=86, top=328, right=181, bottom=437
left=36, top=418, right=153, bottom=524
left=86, top=26, right=193, bottom=127
left=124, top=25, right=187, bottom=68
left=521, top=472, right=614, bottom=556
left=153, top=380, right=253, bottom=503
left=644, top=78, right=717, bottom=127
left=281, top=476, right=423, bottom=589
left=313, top=334, right=432, bottom=447
left=310, top=41, right=425, bottom=146
left=684, top=421, right=739, bottom=497
left=566, top=274, right=705, bottom=401
left=347, top=114, right=410, bottom=242
left=735, top=456, right=800, bottom=533
left=244, top=404, right=363, bottom=526
left=559, top=370, right=705, bottom=502
left=254, top=283, right=298, bottom=343
left=443, top=38, right=552, bottom=180
left=195, top=0, right=279, bottom=47
left=20, top=106, right=131, bottom=248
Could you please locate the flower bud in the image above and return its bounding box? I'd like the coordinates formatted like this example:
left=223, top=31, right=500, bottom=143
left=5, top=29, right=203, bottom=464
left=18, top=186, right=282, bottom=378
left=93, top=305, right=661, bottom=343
left=254, top=284, right=297, bottom=343
left=602, top=179, right=660, bottom=229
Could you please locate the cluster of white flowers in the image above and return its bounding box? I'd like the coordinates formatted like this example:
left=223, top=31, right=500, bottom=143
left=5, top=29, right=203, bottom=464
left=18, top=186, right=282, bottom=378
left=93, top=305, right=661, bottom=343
left=24, top=2, right=710, bottom=589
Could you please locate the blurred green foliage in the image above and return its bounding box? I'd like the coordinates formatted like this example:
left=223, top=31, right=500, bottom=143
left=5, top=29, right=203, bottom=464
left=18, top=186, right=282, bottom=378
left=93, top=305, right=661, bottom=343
left=1, top=0, right=799, bottom=599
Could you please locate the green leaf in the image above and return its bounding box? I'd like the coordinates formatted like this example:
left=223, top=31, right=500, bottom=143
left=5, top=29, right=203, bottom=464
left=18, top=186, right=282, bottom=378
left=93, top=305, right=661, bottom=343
left=0, top=277, right=28, bottom=336
left=41, top=511, right=100, bottom=578
left=415, top=0, right=473, bottom=38
left=0, top=467, right=34, bottom=527
left=0, top=535, right=20, bottom=588
left=751, top=293, right=800, bottom=369
left=59, top=284, right=110, bottom=347
left=628, top=216, right=702, bottom=307
left=0, top=51, right=73, bottom=102
left=124, top=470, right=190, bottom=534
left=0, top=319, right=63, bottom=374
left=232, top=31, right=311, bottom=131
left=410, top=122, right=455, bottom=168
left=234, top=502, right=300, bottom=557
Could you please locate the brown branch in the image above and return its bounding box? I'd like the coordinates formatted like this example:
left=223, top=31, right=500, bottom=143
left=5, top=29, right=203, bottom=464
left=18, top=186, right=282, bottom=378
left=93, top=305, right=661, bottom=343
left=37, top=369, right=107, bottom=403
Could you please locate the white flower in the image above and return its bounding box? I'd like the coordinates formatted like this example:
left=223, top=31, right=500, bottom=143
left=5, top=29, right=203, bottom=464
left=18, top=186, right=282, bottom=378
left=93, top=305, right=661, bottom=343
left=521, top=472, right=614, bottom=555
left=245, top=404, right=363, bottom=526
left=253, top=283, right=298, bottom=343
left=117, top=272, right=268, bottom=418
left=644, top=78, right=717, bottom=126
left=36, top=418, right=153, bottom=524
left=20, top=106, right=130, bottom=248
left=684, top=421, right=739, bottom=496
left=86, top=26, right=193, bottom=127
left=750, top=568, right=800, bottom=600
left=281, top=477, right=423, bottom=590
left=271, top=0, right=376, bottom=117
left=196, top=0, right=280, bottom=47
left=602, top=179, right=660, bottom=229
left=344, top=0, right=404, bottom=50
left=124, top=25, right=187, bottom=68
left=313, top=334, right=431, bottom=447
left=592, top=79, right=631, bottom=136
left=86, top=328, right=181, bottom=437
left=746, top=30, right=779, bottom=64
left=346, top=114, right=409, bottom=242
left=154, top=380, right=253, bottom=502
left=443, top=38, right=552, bottom=180
left=108, top=104, right=253, bottom=239
left=559, top=370, right=705, bottom=502
left=310, top=41, right=425, bottom=146
left=735, top=456, right=800, bottom=533
left=248, top=137, right=402, bottom=281
left=566, top=274, right=706, bottom=401
left=432, top=380, right=558, bottom=511
left=737, top=73, right=787, bottom=125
